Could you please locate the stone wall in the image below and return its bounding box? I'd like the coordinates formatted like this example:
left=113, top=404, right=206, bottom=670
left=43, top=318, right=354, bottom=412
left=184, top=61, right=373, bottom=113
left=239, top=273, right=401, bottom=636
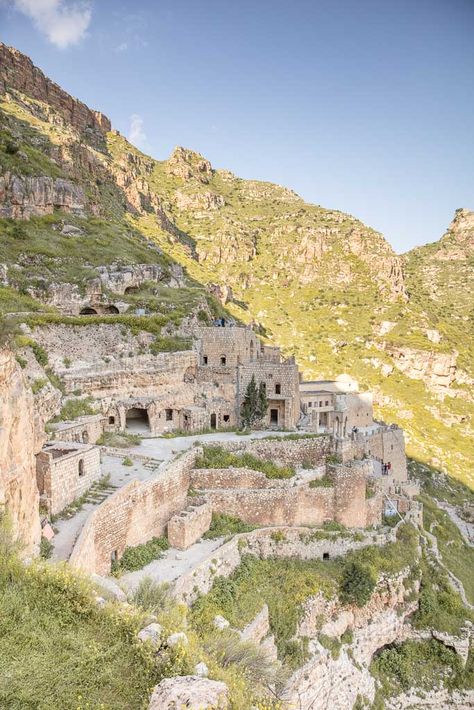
left=69, top=450, right=195, bottom=575
left=204, top=485, right=335, bottom=527
left=238, top=359, right=300, bottom=429
left=191, top=467, right=279, bottom=490
left=167, top=497, right=212, bottom=550
left=0, top=349, right=41, bottom=553
left=36, top=442, right=101, bottom=515
left=219, top=436, right=332, bottom=467
left=51, top=414, right=105, bottom=445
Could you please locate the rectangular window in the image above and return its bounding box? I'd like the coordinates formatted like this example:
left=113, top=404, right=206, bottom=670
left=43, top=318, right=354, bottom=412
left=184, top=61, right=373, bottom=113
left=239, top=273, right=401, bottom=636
left=165, top=409, right=173, bottom=421
left=203, top=356, right=208, bottom=365
left=275, top=383, right=281, bottom=394
left=325, top=401, right=329, bottom=407
left=308, top=402, right=312, bottom=408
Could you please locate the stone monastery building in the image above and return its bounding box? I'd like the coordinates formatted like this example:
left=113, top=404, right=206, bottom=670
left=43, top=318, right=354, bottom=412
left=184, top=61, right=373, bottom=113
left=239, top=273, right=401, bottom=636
left=36, top=323, right=417, bottom=556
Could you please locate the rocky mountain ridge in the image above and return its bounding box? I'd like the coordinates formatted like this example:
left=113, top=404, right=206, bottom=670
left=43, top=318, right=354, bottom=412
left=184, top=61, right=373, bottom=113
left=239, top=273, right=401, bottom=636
left=0, top=42, right=472, bottom=487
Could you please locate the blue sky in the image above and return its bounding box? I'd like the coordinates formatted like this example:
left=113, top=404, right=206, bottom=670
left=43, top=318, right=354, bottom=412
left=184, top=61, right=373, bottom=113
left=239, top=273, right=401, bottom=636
left=1, top=0, right=473, bottom=252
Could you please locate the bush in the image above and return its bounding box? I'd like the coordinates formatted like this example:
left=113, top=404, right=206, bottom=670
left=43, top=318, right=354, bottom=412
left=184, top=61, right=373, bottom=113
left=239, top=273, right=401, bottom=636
left=194, top=445, right=294, bottom=479
left=30, top=341, right=48, bottom=367
left=53, top=397, right=96, bottom=422
left=128, top=577, right=172, bottom=615
left=122, top=456, right=133, bottom=467
left=97, top=431, right=141, bottom=448
left=203, top=513, right=257, bottom=540
left=309, top=474, right=333, bottom=488
left=39, top=537, right=54, bottom=559
left=339, top=561, right=376, bottom=607
left=111, top=536, right=170, bottom=575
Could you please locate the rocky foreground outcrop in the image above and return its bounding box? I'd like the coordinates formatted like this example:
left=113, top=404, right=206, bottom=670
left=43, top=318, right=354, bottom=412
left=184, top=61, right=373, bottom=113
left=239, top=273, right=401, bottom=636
left=0, top=350, right=41, bottom=552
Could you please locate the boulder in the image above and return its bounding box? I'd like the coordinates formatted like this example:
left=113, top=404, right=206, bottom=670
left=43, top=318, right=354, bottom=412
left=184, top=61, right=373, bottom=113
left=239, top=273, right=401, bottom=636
left=166, top=631, right=188, bottom=647
left=148, top=676, right=229, bottom=710
left=138, top=623, right=162, bottom=647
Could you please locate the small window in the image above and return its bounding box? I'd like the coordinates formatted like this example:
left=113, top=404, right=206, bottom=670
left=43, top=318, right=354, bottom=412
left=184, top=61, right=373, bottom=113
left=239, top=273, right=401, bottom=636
left=203, top=355, right=208, bottom=365
left=308, top=402, right=312, bottom=408
left=220, top=355, right=226, bottom=365
left=325, top=401, right=329, bottom=407
left=78, top=460, right=84, bottom=477
left=275, top=383, right=281, bottom=394
left=323, top=552, right=330, bottom=560
left=165, top=408, right=173, bottom=421
left=223, top=414, right=230, bottom=423
left=108, top=416, right=115, bottom=424
left=391, top=444, right=394, bottom=450
left=268, top=373, right=273, bottom=379
left=111, top=550, right=118, bottom=563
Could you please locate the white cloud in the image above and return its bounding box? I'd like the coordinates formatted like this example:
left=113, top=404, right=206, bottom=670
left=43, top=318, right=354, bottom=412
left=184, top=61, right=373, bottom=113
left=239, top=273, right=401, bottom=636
left=128, top=113, right=148, bottom=150
left=115, top=41, right=128, bottom=52
left=14, top=0, right=92, bottom=49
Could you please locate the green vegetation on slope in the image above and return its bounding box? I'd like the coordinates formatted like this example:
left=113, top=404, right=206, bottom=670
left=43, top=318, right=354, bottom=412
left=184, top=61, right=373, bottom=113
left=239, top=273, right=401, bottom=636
left=191, top=524, right=418, bottom=669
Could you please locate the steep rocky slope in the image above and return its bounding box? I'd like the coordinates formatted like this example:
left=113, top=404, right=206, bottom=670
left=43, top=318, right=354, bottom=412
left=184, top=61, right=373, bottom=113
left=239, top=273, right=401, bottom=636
left=0, top=43, right=472, bottom=486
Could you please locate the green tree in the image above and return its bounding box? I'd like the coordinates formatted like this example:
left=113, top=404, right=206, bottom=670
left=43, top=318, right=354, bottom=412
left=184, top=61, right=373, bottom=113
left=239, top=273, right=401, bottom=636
left=241, top=375, right=267, bottom=429
left=256, top=381, right=268, bottom=421
left=339, top=561, right=376, bottom=607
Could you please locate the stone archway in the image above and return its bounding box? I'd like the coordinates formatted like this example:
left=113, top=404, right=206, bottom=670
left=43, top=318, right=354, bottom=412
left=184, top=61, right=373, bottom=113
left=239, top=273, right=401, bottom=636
left=210, top=413, right=217, bottom=429
left=126, top=407, right=150, bottom=432
left=79, top=306, right=98, bottom=315
left=103, top=305, right=120, bottom=314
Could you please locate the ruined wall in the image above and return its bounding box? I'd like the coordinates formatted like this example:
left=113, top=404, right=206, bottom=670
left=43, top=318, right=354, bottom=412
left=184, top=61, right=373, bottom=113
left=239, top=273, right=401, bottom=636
left=167, top=497, right=212, bottom=550
left=69, top=450, right=195, bottom=575
left=220, top=436, right=332, bottom=467
left=191, top=467, right=277, bottom=490
left=330, top=461, right=380, bottom=527
left=345, top=391, right=374, bottom=429
left=0, top=350, right=41, bottom=553
left=363, top=426, right=408, bottom=483
left=36, top=443, right=101, bottom=515
left=51, top=414, right=105, bottom=445
left=204, top=486, right=334, bottom=527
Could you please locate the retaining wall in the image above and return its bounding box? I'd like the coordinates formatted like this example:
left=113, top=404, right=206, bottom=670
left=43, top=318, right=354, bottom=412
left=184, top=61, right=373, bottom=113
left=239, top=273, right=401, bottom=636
left=69, top=449, right=196, bottom=575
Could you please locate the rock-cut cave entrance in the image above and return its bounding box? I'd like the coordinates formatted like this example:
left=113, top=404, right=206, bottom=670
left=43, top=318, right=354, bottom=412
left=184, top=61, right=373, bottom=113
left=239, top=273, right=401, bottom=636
left=79, top=306, right=98, bottom=315
left=125, top=407, right=150, bottom=432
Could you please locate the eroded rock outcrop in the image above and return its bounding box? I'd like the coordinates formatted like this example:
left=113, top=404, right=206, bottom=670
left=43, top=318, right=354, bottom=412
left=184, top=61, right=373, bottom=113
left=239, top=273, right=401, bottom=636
left=0, top=349, right=41, bottom=553
left=0, top=43, right=110, bottom=141
left=0, top=172, right=85, bottom=219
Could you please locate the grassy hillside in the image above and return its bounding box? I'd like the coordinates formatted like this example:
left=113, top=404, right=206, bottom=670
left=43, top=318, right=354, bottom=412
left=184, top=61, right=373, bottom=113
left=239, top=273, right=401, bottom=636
left=0, top=57, right=472, bottom=487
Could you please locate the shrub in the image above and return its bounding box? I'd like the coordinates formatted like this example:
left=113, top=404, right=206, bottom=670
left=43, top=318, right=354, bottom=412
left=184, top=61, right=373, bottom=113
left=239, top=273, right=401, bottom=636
left=31, top=378, right=48, bottom=394
left=194, top=445, right=294, bottom=479
left=339, top=561, right=376, bottom=607
left=122, top=456, right=133, bottom=467
left=203, top=513, right=257, bottom=539
left=309, top=474, right=333, bottom=488
left=39, top=537, right=54, bottom=559
left=97, top=431, right=141, bottom=448
left=111, top=536, right=169, bottom=575
left=128, top=577, right=172, bottom=615
left=53, top=397, right=96, bottom=422
left=271, top=530, right=287, bottom=543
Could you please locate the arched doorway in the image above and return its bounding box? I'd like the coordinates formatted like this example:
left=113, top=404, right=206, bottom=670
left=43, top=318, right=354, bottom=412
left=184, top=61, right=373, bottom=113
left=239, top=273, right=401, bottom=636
left=126, top=407, right=150, bottom=432
left=210, top=413, right=217, bottom=429
left=79, top=306, right=98, bottom=315
left=103, top=305, right=120, bottom=314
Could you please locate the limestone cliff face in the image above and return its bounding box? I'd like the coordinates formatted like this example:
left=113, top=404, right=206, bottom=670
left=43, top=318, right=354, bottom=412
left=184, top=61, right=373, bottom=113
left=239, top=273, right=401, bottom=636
left=0, top=350, right=41, bottom=553
left=0, top=172, right=85, bottom=219
left=0, top=43, right=110, bottom=142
